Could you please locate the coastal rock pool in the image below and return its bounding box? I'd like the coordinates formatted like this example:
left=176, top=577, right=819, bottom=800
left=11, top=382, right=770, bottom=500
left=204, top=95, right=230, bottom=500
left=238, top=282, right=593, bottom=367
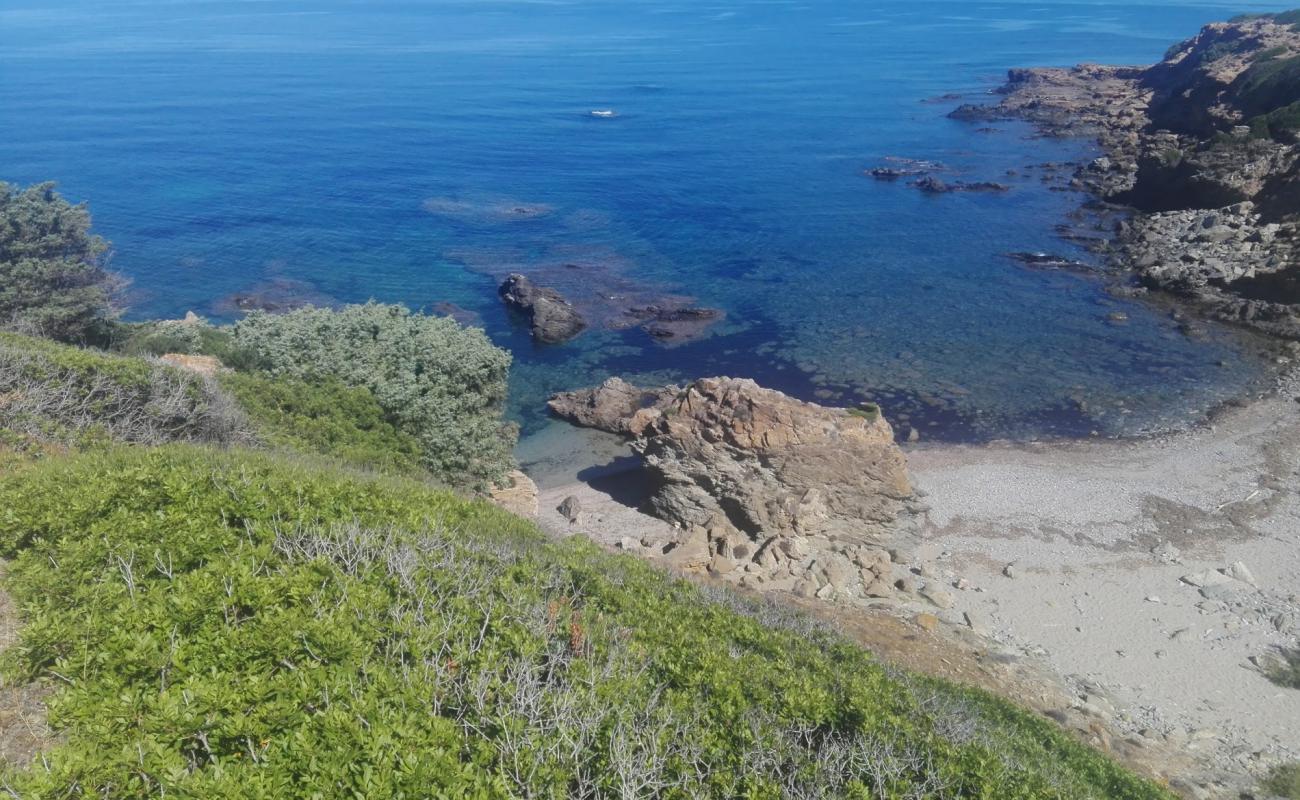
left=0, top=0, right=1291, bottom=448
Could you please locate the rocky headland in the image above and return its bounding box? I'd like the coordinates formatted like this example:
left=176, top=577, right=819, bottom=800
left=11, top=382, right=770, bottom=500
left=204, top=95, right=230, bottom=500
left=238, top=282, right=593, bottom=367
left=950, top=12, right=1300, bottom=338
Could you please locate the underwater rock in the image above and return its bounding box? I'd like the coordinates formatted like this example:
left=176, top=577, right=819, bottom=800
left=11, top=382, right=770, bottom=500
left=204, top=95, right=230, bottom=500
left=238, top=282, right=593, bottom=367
left=498, top=273, right=588, bottom=344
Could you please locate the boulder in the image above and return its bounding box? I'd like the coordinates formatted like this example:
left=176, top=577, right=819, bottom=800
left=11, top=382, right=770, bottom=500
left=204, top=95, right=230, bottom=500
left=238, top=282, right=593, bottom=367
left=552, top=377, right=913, bottom=544
left=498, top=273, right=587, bottom=344
left=546, top=377, right=676, bottom=436
left=557, top=495, right=583, bottom=524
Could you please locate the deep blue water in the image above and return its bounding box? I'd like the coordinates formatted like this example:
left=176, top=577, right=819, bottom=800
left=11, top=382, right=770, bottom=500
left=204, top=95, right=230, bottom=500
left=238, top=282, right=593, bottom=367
left=1, top=0, right=1293, bottom=447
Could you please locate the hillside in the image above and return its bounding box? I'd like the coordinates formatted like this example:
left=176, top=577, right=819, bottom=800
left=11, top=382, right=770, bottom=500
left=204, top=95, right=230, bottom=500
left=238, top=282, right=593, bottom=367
left=0, top=179, right=1177, bottom=796
left=0, top=444, right=1172, bottom=798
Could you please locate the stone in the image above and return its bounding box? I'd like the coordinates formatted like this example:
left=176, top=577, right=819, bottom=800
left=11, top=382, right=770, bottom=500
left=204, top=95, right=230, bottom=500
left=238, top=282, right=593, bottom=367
left=489, top=470, right=539, bottom=518
left=1225, top=560, right=1257, bottom=587
left=863, top=578, right=894, bottom=598
left=662, top=531, right=711, bottom=572
left=708, top=552, right=738, bottom=576
left=914, top=613, right=939, bottom=632
left=1002, top=563, right=1018, bottom=579
left=499, top=273, right=587, bottom=344
left=617, top=537, right=641, bottom=551
left=963, top=610, right=991, bottom=636
left=557, top=495, right=583, bottom=524
left=1180, top=570, right=1233, bottom=588
left=921, top=587, right=955, bottom=609
left=547, top=378, right=676, bottom=436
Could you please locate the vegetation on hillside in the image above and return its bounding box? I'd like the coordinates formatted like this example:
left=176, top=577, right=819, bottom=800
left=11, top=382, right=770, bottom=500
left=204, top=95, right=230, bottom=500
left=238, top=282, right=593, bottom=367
left=0, top=332, right=249, bottom=452
left=232, top=303, right=516, bottom=487
left=1265, top=762, right=1300, bottom=799
left=0, top=182, right=118, bottom=342
left=0, top=447, right=1174, bottom=799
left=220, top=370, right=426, bottom=477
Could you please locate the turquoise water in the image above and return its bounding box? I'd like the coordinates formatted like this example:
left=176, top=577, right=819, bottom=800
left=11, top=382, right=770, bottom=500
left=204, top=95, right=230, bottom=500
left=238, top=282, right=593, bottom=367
left=0, top=0, right=1291, bottom=443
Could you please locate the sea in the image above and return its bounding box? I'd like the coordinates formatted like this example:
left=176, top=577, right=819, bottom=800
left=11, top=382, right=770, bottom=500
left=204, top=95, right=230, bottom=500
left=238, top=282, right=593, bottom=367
left=1, top=0, right=1293, bottom=456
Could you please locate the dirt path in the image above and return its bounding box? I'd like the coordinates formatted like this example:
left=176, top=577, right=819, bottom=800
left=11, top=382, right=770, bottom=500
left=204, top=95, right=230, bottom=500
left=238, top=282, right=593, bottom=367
left=0, top=562, right=54, bottom=769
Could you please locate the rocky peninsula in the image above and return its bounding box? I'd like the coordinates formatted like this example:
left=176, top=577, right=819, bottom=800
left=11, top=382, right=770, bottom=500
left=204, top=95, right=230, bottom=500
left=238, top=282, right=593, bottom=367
left=951, top=12, right=1300, bottom=338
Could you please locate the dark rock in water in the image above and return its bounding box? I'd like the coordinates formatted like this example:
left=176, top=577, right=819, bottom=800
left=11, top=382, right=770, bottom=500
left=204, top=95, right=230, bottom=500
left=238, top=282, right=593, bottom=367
left=866, top=157, right=946, bottom=180
left=431, top=301, right=483, bottom=328
left=498, top=273, right=587, bottom=344
left=868, top=168, right=910, bottom=180
left=215, top=278, right=334, bottom=315
left=451, top=249, right=725, bottom=344
left=1004, top=252, right=1090, bottom=271
left=619, top=305, right=725, bottom=340
left=912, top=176, right=1010, bottom=194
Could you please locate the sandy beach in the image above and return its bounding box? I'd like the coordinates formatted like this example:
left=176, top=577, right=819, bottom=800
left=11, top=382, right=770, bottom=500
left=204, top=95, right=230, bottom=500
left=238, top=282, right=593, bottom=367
left=522, top=363, right=1300, bottom=795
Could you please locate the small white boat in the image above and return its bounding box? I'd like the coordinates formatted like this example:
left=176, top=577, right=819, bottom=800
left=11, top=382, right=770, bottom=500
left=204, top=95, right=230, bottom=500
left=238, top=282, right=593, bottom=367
left=589, top=109, right=617, bottom=118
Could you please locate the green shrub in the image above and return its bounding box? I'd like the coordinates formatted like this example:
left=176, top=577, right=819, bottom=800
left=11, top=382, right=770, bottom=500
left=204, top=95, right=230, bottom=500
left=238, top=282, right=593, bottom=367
left=1233, top=54, right=1300, bottom=117
left=0, top=182, right=117, bottom=342
left=0, top=446, right=1175, bottom=798
left=221, top=370, right=425, bottom=476
left=848, top=402, right=881, bottom=423
left=0, top=332, right=250, bottom=449
left=1274, top=9, right=1300, bottom=25
left=1245, top=100, right=1300, bottom=140
left=1265, top=762, right=1300, bottom=799
left=1255, top=45, right=1290, bottom=63
left=1264, top=647, right=1300, bottom=689
left=232, top=303, right=515, bottom=487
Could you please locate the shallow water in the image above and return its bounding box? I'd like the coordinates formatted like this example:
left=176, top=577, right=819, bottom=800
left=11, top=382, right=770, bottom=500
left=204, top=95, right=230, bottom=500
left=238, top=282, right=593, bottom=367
left=0, top=0, right=1291, bottom=446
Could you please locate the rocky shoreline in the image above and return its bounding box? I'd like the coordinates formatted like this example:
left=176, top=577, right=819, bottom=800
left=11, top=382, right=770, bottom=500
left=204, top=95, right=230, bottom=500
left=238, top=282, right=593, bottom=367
left=949, top=13, right=1300, bottom=339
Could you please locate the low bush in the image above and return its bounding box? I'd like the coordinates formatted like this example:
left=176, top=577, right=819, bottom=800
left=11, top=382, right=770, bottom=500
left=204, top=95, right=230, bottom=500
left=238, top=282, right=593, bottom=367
left=1265, top=762, right=1300, bottom=799
left=232, top=302, right=516, bottom=487
left=1264, top=647, right=1300, bottom=689
left=220, top=370, right=425, bottom=476
left=0, top=446, right=1174, bottom=798
left=0, top=332, right=249, bottom=449
left=1233, top=54, right=1300, bottom=117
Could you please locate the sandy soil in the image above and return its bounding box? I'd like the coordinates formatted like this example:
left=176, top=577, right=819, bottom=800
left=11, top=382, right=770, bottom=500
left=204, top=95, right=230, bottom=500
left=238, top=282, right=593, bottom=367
left=523, top=369, right=1300, bottom=796
left=906, top=374, right=1300, bottom=791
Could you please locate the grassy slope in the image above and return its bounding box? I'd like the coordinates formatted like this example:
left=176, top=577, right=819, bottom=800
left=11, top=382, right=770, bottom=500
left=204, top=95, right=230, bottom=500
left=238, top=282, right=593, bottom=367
left=0, top=446, right=1173, bottom=799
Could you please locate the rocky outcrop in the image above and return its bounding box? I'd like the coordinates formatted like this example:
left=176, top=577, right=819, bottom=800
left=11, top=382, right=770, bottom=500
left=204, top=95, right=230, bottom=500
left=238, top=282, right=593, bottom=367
left=911, top=177, right=1009, bottom=194
left=545, top=377, right=677, bottom=435
left=450, top=250, right=726, bottom=345
left=489, top=469, right=539, bottom=517
left=498, top=274, right=588, bottom=344
left=952, top=13, right=1300, bottom=338
left=549, top=376, right=920, bottom=601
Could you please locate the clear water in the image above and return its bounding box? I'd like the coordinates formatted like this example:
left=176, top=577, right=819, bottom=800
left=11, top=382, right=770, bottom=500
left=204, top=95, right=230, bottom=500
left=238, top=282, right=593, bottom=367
left=0, top=0, right=1290, bottom=446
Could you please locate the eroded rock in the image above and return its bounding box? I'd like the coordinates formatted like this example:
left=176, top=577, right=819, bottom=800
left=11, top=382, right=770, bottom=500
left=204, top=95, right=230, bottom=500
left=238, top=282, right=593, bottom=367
left=549, top=376, right=917, bottom=600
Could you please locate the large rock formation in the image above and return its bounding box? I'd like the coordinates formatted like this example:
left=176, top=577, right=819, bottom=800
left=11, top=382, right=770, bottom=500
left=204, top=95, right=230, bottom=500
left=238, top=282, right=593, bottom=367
left=950, top=13, right=1300, bottom=338
left=498, top=273, right=588, bottom=344
left=549, top=377, right=919, bottom=600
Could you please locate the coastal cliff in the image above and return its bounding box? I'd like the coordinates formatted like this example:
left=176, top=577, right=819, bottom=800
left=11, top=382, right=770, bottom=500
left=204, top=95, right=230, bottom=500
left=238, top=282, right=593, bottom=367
left=954, top=11, right=1300, bottom=338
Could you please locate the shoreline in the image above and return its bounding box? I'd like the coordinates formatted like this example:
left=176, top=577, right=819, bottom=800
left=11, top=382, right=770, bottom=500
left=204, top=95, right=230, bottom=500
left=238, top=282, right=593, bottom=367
left=519, top=365, right=1300, bottom=796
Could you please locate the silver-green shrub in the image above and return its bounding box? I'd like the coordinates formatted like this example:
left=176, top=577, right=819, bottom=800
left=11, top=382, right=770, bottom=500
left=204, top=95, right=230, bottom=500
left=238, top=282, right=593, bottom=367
left=231, top=302, right=515, bottom=487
